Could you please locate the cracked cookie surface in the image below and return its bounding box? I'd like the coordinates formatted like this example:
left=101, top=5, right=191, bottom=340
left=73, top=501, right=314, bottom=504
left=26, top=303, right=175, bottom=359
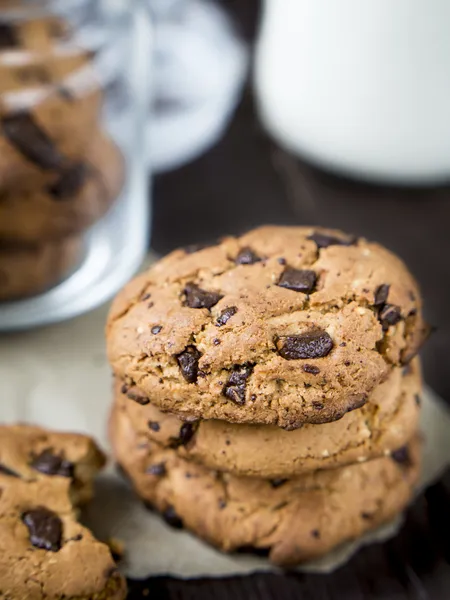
left=115, top=359, right=421, bottom=478
left=110, top=404, right=420, bottom=566
left=0, top=424, right=126, bottom=599
left=107, top=226, right=427, bottom=428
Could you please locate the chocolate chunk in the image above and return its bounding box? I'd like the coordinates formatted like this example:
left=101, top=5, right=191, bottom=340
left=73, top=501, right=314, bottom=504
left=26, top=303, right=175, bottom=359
left=374, top=284, right=390, bottom=306
left=270, top=479, right=287, bottom=489
left=223, top=365, right=253, bottom=405
left=0, top=23, right=19, bottom=48
left=163, top=506, right=183, bottom=529
left=31, top=450, right=74, bottom=478
left=184, top=283, right=223, bottom=309
left=235, top=247, right=261, bottom=265
left=308, top=232, right=357, bottom=249
left=151, top=325, right=162, bottom=335
left=2, top=112, right=64, bottom=170
left=148, top=421, right=160, bottom=432
left=216, top=306, right=237, bottom=327
left=48, top=163, right=88, bottom=200
left=22, top=507, right=63, bottom=552
left=127, top=390, right=150, bottom=405
left=361, top=512, right=373, bottom=520
left=277, top=331, right=334, bottom=360
left=303, top=364, right=320, bottom=375
left=0, top=463, right=20, bottom=478
left=379, top=304, right=402, bottom=331
left=391, top=446, right=411, bottom=466
left=176, top=346, right=202, bottom=383
left=171, top=422, right=198, bottom=448
left=147, top=463, right=166, bottom=476
left=277, top=268, right=317, bottom=294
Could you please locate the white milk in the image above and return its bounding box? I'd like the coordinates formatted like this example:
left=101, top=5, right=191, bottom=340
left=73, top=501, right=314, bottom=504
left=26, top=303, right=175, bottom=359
left=254, top=0, right=450, bottom=183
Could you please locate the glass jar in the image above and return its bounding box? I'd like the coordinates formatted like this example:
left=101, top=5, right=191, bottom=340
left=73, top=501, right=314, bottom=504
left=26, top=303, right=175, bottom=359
left=0, top=0, right=151, bottom=330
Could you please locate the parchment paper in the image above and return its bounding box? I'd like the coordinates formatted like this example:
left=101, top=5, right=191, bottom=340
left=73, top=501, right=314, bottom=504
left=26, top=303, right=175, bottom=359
left=1, top=301, right=449, bottom=578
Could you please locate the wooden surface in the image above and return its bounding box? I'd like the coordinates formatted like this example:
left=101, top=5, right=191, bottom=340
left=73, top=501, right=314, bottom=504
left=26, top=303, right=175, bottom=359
left=142, top=13, right=450, bottom=587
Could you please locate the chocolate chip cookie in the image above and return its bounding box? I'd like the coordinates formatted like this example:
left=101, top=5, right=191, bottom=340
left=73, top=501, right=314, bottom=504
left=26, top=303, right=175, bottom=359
left=0, top=17, right=102, bottom=188
left=110, top=403, right=420, bottom=566
left=0, top=235, right=82, bottom=301
left=116, top=359, right=421, bottom=478
left=107, top=226, right=427, bottom=429
left=0, top=424, right=126, bottom=599
left=0, top=132, right=124, bottom=243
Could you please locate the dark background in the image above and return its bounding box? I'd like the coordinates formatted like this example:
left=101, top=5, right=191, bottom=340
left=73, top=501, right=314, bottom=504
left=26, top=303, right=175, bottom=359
left=136, top=1, right=450, bottom=597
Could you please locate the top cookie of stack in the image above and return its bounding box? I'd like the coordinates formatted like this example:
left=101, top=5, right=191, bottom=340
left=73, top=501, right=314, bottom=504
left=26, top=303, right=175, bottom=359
left=107, top=225, right=427, bottom=429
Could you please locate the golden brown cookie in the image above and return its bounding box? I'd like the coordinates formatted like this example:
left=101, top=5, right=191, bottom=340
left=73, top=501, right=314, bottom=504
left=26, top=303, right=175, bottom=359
left=116, top=359, right=421, bottom=478
left=0, top=132, right=124, bottom=243
left=0, top=424, right=126, bottom=599
left=0, top=235, right=82, bottom=301
left=0, top=16, right=102, bottom=188
left=110, top=403, right=420, bottom=567
left=107, top=226, right=427, bottom=429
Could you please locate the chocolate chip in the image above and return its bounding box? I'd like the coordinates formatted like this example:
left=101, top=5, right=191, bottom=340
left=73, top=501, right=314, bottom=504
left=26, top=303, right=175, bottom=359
left=127, top=390, right=150, bottom=405
left=218, top=499, right=227, bottom=509
left=151, top=325, right=162, bottom=335
left=176, top=346, right=202, bottom=383
left=22, top=507, right=63, bottom=552
left=391, top=446, right=411, bottom=466
left=120, top=383, right=129, bottom=394
left=308, top=232, right=357, bottom=249
left=213, top=338, right=221, bottom=346
left=235, top=247, right=261, bottom=265
left=415, top=394, right=421, bottom=407
left=148, top=421, right=160, bottom=432
left=163, top=506, right=183, bottom=529
left=277, top=331, right=334, bottom=360
left=270, top=479, right=287, bottom=488
left=374, top=284, right=390, bottom=306
left=147, top=463, right=166, bottom=476
left=379, top=304, right=402, bottom=331
left=311, top=529, right=321, bottom=539
left=2, top=113, right=64, bottom=170
left=277, top=257, right=287, bottom=265
left=340, top=342, right=347, bottom=347
left=216, top=306, right=237, bottom=327
left=312, top=401, right=324, bottom=410
left=31, top=450, right=74, bottom=478
left=48, top=163, right=88, bottom=200
left=184, top=283, right=223, bottom=309
left=0, top=463, right=20, bottom=478
left=141, top=292, right=151, bottom=301
left=223, top=365, right=253, bottom=405
left=0, top=23, right=19, bottom=48
left=303, top=364, right=320, bottom=375
left=277, top=268, right=317, bottom=294
left=179, top=423, right=197, bottom=446
left=361, top=512, right=373, bottom=520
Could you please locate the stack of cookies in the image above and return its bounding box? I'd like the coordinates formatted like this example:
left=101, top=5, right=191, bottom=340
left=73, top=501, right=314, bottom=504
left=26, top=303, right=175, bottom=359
left=107, top=226, right=428, bottom=566
left=0, top=16, right=124, bottom=301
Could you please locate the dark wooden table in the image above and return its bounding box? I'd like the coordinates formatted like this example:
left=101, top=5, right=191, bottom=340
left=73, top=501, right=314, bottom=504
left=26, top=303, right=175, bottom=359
left=139, top=4, right=450, bottom=592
